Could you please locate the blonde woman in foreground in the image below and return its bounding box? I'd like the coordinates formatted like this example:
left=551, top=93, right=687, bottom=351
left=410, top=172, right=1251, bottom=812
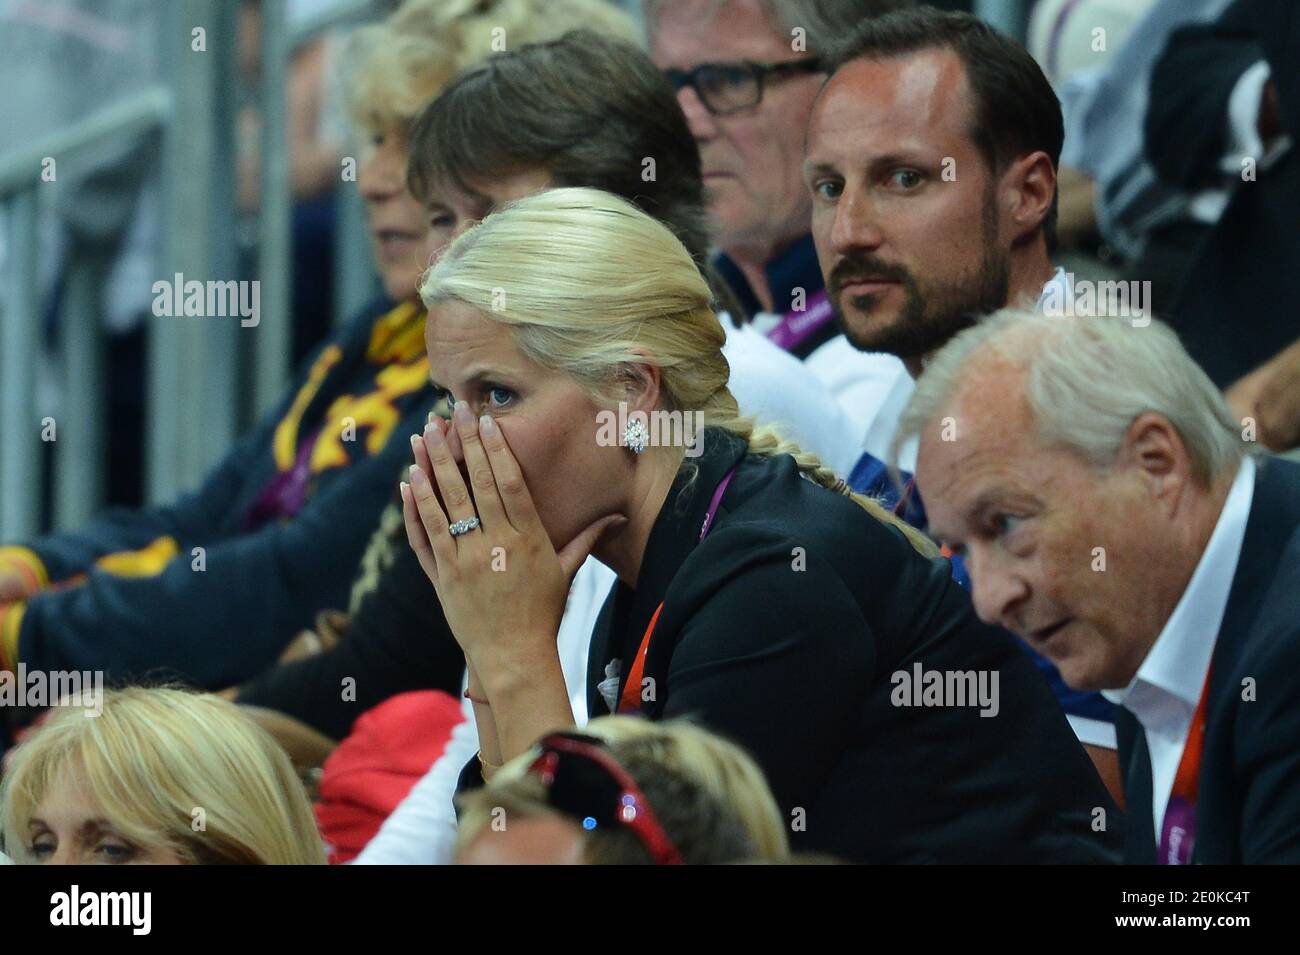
left=1, top=687, right=325, bottom=864
left=456, top=716, right=788, bottom=864
left=399, top=187, right=1122, bottom=864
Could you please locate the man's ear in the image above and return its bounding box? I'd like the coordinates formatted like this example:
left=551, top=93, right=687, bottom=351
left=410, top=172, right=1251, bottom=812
left=620, top=352, right=663, bottom=416
left=1002, top=150, right=1056, bottom=243
left=1117, top=413, right=1194, bottom=512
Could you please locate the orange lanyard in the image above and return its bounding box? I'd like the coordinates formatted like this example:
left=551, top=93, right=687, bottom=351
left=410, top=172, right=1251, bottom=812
left=616, top=466, right=736, bottom=714
left=1159, top=667, right=1213, bottom=864
left=617, top=603, right=665, bottom=714
left=1171, top=673, right=1212, bottom=802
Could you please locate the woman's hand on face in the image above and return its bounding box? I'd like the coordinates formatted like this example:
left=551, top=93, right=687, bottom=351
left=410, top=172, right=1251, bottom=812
left=399, top=401, right=625, bottom=679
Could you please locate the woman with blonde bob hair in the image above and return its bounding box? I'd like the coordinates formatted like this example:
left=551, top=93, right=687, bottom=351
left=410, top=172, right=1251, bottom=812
left=399, top=187, right=1121, bottom=863
left=1, top=687, right=325, bottom=864
left=456, top=716, right=788, bottom=864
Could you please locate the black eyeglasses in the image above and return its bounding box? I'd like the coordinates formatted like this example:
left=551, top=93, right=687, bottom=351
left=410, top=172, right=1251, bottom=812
left=528, top=732, right=683, bottom=865
left=664, top=58, right=823, bottom=115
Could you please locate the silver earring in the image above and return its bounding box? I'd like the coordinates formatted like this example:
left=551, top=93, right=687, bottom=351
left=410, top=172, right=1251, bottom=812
left=623, top=417, right=649, bottom=455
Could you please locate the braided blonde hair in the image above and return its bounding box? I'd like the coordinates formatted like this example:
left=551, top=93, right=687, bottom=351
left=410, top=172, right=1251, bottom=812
left=420, top=187, right=936, bottom=556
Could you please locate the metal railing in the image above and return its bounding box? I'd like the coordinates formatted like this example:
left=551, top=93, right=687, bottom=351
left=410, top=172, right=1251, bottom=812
left=0, top=0, right=380, bottom=539
left=1, top=87, right=174, bottom=539
left=2, top=0, right=1022, bottom=541
left=1, top=188, right=43, bottom=541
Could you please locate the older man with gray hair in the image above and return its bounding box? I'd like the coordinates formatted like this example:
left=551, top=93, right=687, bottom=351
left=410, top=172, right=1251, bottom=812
left=897, top=309, right=1300, bottom=864
left=644, top=0, right=912, bottom=445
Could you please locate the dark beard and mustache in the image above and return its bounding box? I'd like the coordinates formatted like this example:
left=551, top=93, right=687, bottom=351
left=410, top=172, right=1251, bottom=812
left=827, top=195, right=1011, bottom=360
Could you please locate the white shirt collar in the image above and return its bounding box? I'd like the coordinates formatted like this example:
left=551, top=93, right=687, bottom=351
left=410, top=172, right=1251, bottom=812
left=1037, top=266, right=1071, bottom=310
left=1103, top=455, right=1257, bottom=712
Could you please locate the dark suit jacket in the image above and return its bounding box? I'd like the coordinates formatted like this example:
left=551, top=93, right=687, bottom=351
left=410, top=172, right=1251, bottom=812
left=1145, top=0, right=1300, bottom=386
left=587, top=428, right=1121, bottom=863
left=1116, top=455, right=1300, bottom=863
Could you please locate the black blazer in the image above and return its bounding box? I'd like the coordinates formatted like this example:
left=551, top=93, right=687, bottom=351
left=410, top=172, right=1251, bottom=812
left=1145, top=0, right=1300, bottom=386
left=587, top=428, right=1121, bottom=863
left=1116, top=455, right=1300, bottom=863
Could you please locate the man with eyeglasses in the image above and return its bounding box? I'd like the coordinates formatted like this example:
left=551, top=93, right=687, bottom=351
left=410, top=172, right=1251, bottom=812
left=803, top=7, right=1123, bottom=797
left=646, top=0, right=913, bottom=446
left=647, top=1, right=1120, bottom=798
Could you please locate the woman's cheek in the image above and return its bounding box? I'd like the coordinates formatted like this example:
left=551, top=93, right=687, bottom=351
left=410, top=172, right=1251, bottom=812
left=506, top=423, right=565, bottom=532
left=494, top=417, right=536, bottom=481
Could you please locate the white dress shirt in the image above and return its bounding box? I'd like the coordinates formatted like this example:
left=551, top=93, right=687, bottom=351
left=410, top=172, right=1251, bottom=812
left=719, top=319, right=864, bottom=477
left=1223, top=62, right=1293, bottom=177
left=1186, top=59, right=1295, bottom=224
left=1102, top=455, right=1256, bottom=839
left=748, top=308, right=911, bottom=461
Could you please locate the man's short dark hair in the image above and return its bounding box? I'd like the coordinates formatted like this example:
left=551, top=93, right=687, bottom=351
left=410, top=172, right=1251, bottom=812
left=406, top=29, right=710, bottom=267
left=824, top=7, right=1063, bottom=247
